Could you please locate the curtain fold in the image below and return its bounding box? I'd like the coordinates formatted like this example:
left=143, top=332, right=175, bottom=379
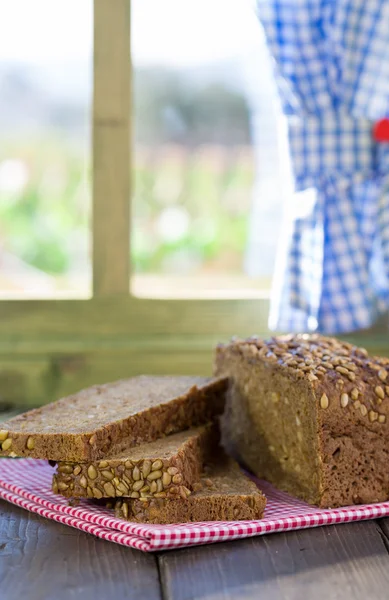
left=257, top=0, right=389, bottom=333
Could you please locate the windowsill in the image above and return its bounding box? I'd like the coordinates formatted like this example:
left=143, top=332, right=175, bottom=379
left=131, top=274, right=271, bottom=300
left=0, top=274, right=91, bottom=300
left=0, top=274, right=271, bottom=301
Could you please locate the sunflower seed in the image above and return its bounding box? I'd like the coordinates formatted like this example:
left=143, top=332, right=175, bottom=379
left=142, top=460, right=151, bottom=478
left=375, top=386, right=385, bottom=399
left=181, top=487, right=191, bottom=499
left=103, top=482, right=116, bottom=497
left=351, top=388, right=359, bottom=400
left=322, top=362, right=334, bottom=369
left=93, top=487, right=103, bottom=499
left=132, top=480, right=144, bottom=492
left=1, top=438, right=12, bottom=451
left=58, top=464, right=73, bottom=474
left=167, top=467, right=179, bottom=476
left=335, top=366, right=349, bottom=376
left=151, top=459, right=163, bottom=471
left=116, top=482, right=129, bottom=494
left=320, top=393, right=329, bottom=409
left=147, top=470, right=162, bottom=481
left=162, top=472, right=172, bottom=487
left=307, top=373, right=318, bottom=382
left=26, top=437, right=35, bottom=450
left=369, top=410, right=378, bottom=422
left=87, top=465, right=98, bottom=480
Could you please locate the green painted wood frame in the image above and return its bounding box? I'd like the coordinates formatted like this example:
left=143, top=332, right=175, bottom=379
left=0, top=0, right=388, bottom=408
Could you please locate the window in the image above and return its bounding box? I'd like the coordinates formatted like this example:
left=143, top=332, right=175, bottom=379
left=0, top=0, right=380, bottom=409
left=131, top=0, right=280, bottom=299
left=0, top=0, right=92, bottom=299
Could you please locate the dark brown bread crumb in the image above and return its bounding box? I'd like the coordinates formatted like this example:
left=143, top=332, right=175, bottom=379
left=114, top=456, right=266, bottom=523
left=53, top=424, right=217, bottom=500
left=215, top=333, right=389, bottom=508
left=0, top=376, right=227, bottom=462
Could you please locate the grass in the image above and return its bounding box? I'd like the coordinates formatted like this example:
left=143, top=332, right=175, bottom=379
left=0, top=138, right=255, bottom=285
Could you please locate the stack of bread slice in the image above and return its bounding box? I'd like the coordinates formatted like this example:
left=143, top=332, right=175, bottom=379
left=0, top=375, right=266, bottom=524
left=2, top=332, right=388, bottom=515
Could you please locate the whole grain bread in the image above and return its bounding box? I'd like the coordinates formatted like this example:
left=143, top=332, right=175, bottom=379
left=0, top=376, right=227, bottom=462
left=215, top=333, right=389, bottom=508
left=113, top=456, right=266, bottom=523
left=53, top=424, right=217, bottom=500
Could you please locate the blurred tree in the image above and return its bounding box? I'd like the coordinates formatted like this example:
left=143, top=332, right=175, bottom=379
left=134, top=67, right=251, bottom=146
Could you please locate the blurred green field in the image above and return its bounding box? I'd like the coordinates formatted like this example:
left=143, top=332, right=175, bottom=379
left=0, top=138, right=255, bottom=283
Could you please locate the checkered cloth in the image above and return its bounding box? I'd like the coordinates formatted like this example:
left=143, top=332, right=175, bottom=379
left=256, top=0, right=389, bottom=333
left=1, top=459, right=389, bottom=552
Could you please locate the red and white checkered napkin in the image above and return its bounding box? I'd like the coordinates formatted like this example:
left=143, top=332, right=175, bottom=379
left=0, top=459, right=388, bottom=552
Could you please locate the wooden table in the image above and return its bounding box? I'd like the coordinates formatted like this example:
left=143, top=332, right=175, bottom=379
left=1, top=501, right=389, bottom=599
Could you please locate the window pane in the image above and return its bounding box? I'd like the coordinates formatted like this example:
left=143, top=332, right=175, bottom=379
left=131, top=0, right=283, bottom=298
left=0, top=0, right=92, bottom=298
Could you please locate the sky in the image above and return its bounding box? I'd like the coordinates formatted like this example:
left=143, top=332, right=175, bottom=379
left=0, top=0, right=260, bottom=67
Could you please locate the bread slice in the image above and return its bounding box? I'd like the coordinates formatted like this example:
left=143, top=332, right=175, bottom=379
left=0, top=376, right=227, bottom=462
left=215, top=333, right=389, bottom=508
left=113, top=456, right=266, bottom=523
left=53, top=424, right=216, bottom=500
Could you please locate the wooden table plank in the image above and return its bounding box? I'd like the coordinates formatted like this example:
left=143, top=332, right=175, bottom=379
left=159, top=522, right=389, bottom=600
left=0, top=502, right=162, bottom=600
left=375, top=519, right=389, bottom=549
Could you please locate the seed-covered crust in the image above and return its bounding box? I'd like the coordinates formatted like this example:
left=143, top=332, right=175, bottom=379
left=53, top=425, right=216, bottom=500
left=0, top=376, right=227, bottom=462
left=215, top=333, right=389, bottom=508
left=112, top=457, right=266, bottom=523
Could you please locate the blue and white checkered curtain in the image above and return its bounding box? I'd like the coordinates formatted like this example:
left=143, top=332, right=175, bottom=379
left=256, top=0, right=389, bottom=333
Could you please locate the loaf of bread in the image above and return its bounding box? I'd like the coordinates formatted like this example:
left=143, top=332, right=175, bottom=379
left=53, top=425, right=216, bottom=500
left=215, top=334, right=389, bottom=508
left=0, top=376, right=227, bottom=462
left=113, top=456, right=266, bottom=523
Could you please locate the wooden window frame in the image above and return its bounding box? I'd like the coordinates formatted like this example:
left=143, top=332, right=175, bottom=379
left=0, top=0, right=386, bottom=407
